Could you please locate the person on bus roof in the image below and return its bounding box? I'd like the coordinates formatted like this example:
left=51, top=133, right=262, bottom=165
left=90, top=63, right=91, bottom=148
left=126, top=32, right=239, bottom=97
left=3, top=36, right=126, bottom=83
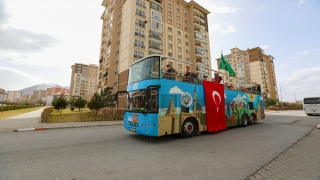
left=212, top=73, right=222, bottom=83
left=165, top=64, right=177, bottom=80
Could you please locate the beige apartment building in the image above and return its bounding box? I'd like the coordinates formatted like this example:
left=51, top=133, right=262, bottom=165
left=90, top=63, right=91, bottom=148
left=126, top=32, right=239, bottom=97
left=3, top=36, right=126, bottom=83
left=70, top=63, right=98, bottom=101
left=33, top=90, right=47, bottom=104
left=216, top=47, right=278, bottom=100
left=99, top=0, right=211, bottom=107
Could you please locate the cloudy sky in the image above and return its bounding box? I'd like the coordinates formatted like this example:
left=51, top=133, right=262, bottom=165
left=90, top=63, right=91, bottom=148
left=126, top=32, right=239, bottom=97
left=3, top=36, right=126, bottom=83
left=0, top=0, right=319, bottom=102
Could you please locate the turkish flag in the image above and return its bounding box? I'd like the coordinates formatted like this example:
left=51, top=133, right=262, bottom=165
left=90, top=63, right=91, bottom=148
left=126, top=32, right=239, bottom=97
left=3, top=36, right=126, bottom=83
left=203, top=80, right=227, bottom=132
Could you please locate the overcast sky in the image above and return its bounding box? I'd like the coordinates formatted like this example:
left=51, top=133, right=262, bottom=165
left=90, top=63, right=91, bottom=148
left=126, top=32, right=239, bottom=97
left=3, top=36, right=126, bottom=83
left=0, top=0, right=319, bottom=102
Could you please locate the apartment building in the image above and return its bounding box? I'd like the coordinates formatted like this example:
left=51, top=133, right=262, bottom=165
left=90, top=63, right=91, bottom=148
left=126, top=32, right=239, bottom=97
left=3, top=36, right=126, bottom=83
left=216, top=47, right=278, bottom=100
left=47, top=87, right=70, bottom=96
left=99, top=0, right=211, bottom=108
left=7, top=91, right=22, bottom=103
left=32, top=90, right=47, bottom=103
left=70, top=63, right=98, bottom=101
left=22, top=94, right=33, bottom=102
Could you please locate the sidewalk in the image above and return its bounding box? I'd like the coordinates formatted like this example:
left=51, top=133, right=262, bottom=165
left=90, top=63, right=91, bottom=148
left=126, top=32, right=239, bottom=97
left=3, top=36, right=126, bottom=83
left=248, top=127, right=320, bottom=180
left=0, top=107, right=123, bottom=133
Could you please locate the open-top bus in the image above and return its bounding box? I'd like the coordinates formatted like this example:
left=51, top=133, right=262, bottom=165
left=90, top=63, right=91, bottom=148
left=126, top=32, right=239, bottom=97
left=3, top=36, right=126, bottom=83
left=115, top=55, right=265, bottom=138
left=303, top=97, right=320, bottom=116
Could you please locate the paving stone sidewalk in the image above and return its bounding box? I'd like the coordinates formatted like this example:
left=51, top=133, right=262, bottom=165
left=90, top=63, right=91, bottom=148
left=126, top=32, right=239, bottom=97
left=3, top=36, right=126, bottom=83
left=247, top=128, right=320, bottom=180
left=0, top=107, right=123, bottom=133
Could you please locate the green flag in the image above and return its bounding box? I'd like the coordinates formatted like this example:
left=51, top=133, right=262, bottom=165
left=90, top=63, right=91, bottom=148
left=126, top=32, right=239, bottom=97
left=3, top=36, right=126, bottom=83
left=219, top=53, right=236, bottom=77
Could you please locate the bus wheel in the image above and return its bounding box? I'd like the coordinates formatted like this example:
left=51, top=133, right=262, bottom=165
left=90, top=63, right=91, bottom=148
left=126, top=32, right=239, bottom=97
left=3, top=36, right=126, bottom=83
left=241, top=114, right=248, bottom=127
left=249, top=114, right=256, bottom=125
left=181, top=119, right=196, bottom=138
left=307, top=114, right=312, bottom=116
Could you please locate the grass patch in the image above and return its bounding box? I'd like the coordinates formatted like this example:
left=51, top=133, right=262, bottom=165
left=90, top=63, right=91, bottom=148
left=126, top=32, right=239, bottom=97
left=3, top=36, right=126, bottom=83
left=0, top=106, right=45, bottom=120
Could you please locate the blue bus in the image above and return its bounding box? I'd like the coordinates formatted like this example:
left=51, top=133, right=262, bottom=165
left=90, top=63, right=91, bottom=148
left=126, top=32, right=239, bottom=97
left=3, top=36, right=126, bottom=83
left=115, top=55, right=265, bottom=138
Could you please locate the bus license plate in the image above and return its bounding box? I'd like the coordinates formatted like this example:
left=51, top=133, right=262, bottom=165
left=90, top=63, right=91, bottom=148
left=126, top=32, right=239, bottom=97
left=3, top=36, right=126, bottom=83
left=130, top=128, right=136, bottom=132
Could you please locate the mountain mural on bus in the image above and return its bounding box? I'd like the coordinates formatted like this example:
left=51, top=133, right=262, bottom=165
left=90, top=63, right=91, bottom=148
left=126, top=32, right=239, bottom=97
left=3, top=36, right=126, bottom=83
left=158, top=79, right=264, bottom=128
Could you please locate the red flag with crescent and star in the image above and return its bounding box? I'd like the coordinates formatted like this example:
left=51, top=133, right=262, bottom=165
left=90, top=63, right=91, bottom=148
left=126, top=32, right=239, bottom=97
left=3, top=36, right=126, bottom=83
left=203, top=80, right=227, bottom=132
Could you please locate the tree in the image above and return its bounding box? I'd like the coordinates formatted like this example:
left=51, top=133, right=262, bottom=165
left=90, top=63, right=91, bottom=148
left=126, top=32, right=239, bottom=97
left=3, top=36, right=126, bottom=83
left=75, top=97, right=87, bottom=111
left=265, top=98, right=277, bottom=107
left=101, top=86, right=116, bottom=110
left=87, top=93, right=103, bottom=114
left=52, top=93, right=69, bottom=114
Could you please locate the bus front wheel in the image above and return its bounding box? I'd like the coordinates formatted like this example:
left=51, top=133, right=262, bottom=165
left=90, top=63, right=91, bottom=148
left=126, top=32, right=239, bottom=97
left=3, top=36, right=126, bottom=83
left=181, top=119, right=196, bottom=138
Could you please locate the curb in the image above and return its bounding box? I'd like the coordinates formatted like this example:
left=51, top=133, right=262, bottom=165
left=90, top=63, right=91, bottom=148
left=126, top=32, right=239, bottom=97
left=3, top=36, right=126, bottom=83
left=13, top=123, right=124, bottom=132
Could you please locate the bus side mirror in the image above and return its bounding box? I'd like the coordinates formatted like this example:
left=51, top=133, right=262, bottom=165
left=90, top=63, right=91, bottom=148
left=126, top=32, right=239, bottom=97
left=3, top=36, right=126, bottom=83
left=146, top=88, right=151, bottom=100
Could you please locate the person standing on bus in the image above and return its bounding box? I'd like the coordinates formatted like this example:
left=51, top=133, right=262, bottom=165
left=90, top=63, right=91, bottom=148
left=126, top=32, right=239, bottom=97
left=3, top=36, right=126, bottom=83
left=212, top=73, right=222, bottom=83
left=165, top=64, right=177, bottom=80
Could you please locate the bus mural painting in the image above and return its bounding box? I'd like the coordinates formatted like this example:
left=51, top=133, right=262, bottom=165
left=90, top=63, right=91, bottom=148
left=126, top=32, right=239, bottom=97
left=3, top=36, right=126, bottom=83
left=115, top=55, right=265, bottom=138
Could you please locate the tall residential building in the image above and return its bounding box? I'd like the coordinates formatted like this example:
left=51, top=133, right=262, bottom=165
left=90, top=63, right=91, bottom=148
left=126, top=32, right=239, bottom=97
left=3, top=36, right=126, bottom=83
left=33, top=90, right=47, bottom=103
left=7, top=91, right=22, bottom=103
left=47, top=87, right=70, bottom=96
left=70, top=63, right=98, bottom=101
left=98, top=0, right=211, bottom=107
left=216, top=47, right=278, bottom=100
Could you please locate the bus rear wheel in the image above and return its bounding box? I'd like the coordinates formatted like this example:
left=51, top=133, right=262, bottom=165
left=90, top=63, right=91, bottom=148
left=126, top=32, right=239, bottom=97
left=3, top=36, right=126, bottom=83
left=241, top=114, right=248, bottom=127
left=181, top=119, right=196, bottom=138
left=249, top=114, right=256, bottom=125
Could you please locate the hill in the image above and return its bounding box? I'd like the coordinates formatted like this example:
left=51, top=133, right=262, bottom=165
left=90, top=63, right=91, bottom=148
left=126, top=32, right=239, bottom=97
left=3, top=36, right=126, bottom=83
left=19, top=83, right=64, bottom=95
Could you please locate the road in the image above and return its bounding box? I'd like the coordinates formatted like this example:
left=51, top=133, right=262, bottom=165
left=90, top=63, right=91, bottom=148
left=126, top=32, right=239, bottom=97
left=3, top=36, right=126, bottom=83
left=0, top=110, right=319, bottom=180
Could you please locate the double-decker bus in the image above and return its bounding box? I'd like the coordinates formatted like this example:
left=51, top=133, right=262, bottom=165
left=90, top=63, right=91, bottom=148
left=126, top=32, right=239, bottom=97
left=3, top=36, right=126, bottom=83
left=303, top=97, right=320, bottom=116
left=115, top=55, right=265, bottom=138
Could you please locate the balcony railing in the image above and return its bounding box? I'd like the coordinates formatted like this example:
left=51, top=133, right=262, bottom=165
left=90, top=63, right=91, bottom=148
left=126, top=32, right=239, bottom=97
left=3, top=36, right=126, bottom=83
left=136, top=12, right=146, bottom=18
left=149, top=34, right=162, bottom=41
left=149, top=46, right=162, bottom=51
left=134, top=32, right=145, bottom=38
left=134, top=43, right=145, bottom=49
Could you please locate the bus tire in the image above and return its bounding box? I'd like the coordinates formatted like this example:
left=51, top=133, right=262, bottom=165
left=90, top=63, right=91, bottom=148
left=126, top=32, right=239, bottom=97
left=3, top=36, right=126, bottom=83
left=249, top=114, right=256, bottom=125
left=307, top=114, right=312, bottom=116
left=241, top=114, right=248, bottom=127
left=181, top=118, right=196, bottom=138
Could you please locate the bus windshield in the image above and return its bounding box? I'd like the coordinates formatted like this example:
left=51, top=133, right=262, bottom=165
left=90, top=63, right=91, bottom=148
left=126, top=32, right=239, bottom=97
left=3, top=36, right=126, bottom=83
left=126, top=89, right=159, bottom=113
left=303, top=97, right=320, bottom=104
left=128, top=56, right=160, bottom=84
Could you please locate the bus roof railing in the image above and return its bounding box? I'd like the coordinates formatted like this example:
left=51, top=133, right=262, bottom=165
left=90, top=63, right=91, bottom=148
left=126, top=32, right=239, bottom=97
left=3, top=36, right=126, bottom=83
left=131, top=54, right=261, bottom=88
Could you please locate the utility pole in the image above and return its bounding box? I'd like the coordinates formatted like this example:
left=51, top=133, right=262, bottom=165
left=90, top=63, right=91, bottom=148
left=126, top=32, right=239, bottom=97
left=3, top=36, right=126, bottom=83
left=279, top=81, right=285, bottom=108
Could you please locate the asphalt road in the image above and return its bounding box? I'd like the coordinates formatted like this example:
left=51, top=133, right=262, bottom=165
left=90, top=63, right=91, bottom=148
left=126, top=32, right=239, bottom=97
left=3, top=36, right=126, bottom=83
left=0, top=110, right=319, bottom=180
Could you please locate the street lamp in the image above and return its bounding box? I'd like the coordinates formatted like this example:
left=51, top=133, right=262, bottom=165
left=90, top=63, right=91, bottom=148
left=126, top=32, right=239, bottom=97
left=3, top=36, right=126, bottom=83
left=279, top=81, right=285, bottom=108
left=294, top=88, right=298, bottom=107
left=137, top=20, right=147, bottom=59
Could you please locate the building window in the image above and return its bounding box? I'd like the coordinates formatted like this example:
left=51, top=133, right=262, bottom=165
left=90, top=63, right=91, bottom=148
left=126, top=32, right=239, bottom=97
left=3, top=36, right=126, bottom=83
left=177, top=39, right=181, bottom=43
left=135, top=19, right=147, bottom=28
left=177, top=23, right=180, bottom=28
left=151, top=10, right=162, bottom=21
left=177, top=16, right=180, bottom=20
left=136, top=9, right=146, bottom=18
left=186, top=50, right=189, bottom=54
left=178, top=56, right=182, bottom=60
left=149, top=40, right=162, bottom=51
left=178, top=47, right=181, bottom=51
left=168, top=35, right=172, bottom=40
left=135, top=29, right=145, bottom=38
left=150, top=20, right=162, bottom=31
left=168, top=4, right=171, bottom=8
left=177, top=31, right=181, bottom=35
left=168, top=44, right=172, bottom=48
left=134, top=50, right=144, bottom=59
left=168, top=11, right=171, bottom=15
left=186, top=58, right=190, bottom=62
left=168, top=19, right=172, bottom=24
left=186, top=42, right=189, bottom=46
left=136, top=0, right=146, bottom=9
left=151, top=1, right=162, bottom=12
left=168, top=52, right=173, bottom=57
left=134, top=39, right=145, bottom=48
left=168, top=27, right=172, bottom=31
left=185, top=34, right=189, bottom=38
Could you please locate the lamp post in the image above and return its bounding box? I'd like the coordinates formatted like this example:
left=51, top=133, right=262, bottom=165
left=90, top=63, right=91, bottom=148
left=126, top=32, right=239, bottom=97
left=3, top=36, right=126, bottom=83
left=294, top=88, right=298, bottom=107
left=279, top=81, right=285, bottom=108
left=137, top=21, right=147, bottom=59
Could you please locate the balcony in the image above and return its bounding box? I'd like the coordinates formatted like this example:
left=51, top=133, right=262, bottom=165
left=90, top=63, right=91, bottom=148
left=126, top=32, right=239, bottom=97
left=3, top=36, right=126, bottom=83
left=193, top=14, right=201, bottom=21
left=99, top=58, right=103, bottom=64
left=194, top=22, right=201, bottom=29
left=195, top=51, right=204, bottom=59
left=149, top=46, right=162, bottom=52
left=136, top=2, right=146, bottom=9
left=193, top=8, right=201, bottom=15
left=195, top=42, right=201, bottom=48
left=136, top=12, right=146, bottom=18
left=134, top=43, right=145, bottom=49
left=149, top=34, right=162, bottom=41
